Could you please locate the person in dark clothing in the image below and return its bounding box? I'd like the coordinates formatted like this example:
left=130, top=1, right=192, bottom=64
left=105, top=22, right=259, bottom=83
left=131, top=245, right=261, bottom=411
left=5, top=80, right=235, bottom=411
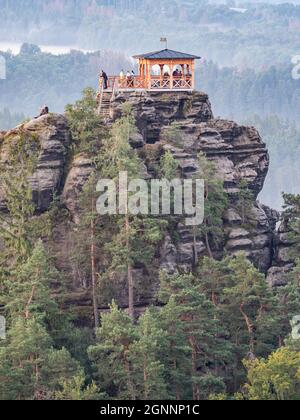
left=35, top=105, right=49, bottom=119
left=101, top=70, right=108, bottom=90
left=40, top=106, right=49, bottom=116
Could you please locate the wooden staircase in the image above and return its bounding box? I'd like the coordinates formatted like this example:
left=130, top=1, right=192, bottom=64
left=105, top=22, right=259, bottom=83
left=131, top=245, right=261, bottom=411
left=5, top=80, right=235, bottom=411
left=97, top=77, right=118, bottom=122
left=98, top=91, right=113, bottom=120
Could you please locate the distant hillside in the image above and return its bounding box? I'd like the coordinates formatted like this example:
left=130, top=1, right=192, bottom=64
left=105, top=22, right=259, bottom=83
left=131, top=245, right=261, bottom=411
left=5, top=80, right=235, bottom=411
left=0, top=0, right=299, bottom=68
left=0, top=46, right=131, bottom=116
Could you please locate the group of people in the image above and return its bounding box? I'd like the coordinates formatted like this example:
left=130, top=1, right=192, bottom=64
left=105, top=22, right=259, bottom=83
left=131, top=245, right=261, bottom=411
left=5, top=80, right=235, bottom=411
left=163, top=68, right=191, bottom=78
left=100, top=66, right=192, bottom=90
left=119, top=69, right=135, bottom=87
left=172, top=68, right=182, bottom=78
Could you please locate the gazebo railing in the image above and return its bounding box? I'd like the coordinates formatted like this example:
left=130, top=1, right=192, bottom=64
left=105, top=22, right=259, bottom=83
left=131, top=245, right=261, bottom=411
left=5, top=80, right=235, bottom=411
left=99, top=75, right=193, bottom=91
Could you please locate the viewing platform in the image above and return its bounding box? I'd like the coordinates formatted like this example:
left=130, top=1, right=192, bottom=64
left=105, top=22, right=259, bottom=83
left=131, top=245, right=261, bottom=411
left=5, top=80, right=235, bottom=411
left=98, top=48, right=200, bottom=94
left=97, top=48, right=201, bottom=118
left=101, top=74, right=195, bottom=92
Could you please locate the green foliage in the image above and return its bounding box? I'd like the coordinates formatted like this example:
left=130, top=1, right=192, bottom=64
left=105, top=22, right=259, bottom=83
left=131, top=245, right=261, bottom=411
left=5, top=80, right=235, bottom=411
left=203, top=62, right=300, bottom=122
left=236, top=179, right=254, bottom=226
left=159, top=271, right=229, bottom=400
left=53, top=374, right=103, bottom=401
left=65, top=87, right=104, bottom=154
left=97, top=104, right=142, bottom=180
left=97, top=107, right=167, bottom=316
left=3, top=241, right=61, bottom=324
left=159, top=150, right=178, bottom=181
left=1, top=1, right=299, bottom=71
left=282, top=193, right=300, bottom=259
left=0, top=129, right=39, bottom=261
left=0, top=46, right=131, bottom=116
left=1, top=54, right=300, bottom=399
left=197, top=253, right=293, bottom=390
left=88, top=301, right=138, bottom=399
left=161, top=123, right=183, bottom=147
left=130, top=309, right=168, bottom=400
left=197, top=152, right=228, bottom=257
left=0, top=317, right=81, bottom=400
left=244, top=345, right=300, bottom=401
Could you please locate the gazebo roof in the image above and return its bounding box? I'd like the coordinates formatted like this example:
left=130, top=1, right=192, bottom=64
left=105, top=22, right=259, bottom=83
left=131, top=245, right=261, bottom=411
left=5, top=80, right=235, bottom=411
left=133, top=49, right=201, bottom=60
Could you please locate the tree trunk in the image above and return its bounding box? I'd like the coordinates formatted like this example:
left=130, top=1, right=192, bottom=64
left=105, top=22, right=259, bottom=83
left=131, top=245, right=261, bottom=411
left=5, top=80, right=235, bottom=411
left=204, top=184, right=214, bottom=260
left=205, top=230, right=214, bottom=259
left=173, top=357, right=181, bottom=400
left=126, top=213, right=134, bottom=319
left=212, top=291, right=217, bottom=306
left=24, top=285, right=36, bottom=320
left=124, top=353, right=136, bottom=400
left=192, top=227, right=198, bottom=269
left=143, top=356, right=149, bottom=400
left=240, top=303, right=255, bottom=355
left=91, top=195, right=99, bottom=330
left=189, top=336, right=200, bottom=400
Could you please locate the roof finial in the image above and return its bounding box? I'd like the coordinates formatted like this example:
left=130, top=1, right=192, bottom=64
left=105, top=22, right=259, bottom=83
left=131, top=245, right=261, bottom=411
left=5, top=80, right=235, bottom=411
left=160, top=37, right=168, bottom=50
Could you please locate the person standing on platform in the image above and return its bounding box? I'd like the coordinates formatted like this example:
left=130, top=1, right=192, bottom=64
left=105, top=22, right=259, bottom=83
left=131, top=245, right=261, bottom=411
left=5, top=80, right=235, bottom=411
left=101, top=70, right=108, bottom=90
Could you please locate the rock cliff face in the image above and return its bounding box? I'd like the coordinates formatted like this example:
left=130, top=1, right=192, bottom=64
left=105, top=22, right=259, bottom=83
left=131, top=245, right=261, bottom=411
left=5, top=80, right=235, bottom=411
left=0, top=91, right=294, bottom=312
left=266, top=220, right=295, bottom=287
left=109, top=91, right=275, bottom=275
left=0, top=114, right=71, bottom=212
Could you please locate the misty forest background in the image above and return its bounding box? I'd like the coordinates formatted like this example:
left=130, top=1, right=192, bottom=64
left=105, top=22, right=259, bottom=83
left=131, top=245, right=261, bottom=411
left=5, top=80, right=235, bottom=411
left=0, top=0, right=300, bottom=208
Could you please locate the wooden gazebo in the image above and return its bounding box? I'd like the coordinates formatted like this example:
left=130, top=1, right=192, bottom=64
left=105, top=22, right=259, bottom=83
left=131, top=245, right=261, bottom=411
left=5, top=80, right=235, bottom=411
left=100, top=49, right=201, bottom=92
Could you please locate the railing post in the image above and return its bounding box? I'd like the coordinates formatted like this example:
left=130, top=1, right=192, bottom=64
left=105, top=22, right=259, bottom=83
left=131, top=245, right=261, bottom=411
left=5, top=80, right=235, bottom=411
left=191, top=62, right=195, bottom=90
left=97, top=77, right=105, bottom=115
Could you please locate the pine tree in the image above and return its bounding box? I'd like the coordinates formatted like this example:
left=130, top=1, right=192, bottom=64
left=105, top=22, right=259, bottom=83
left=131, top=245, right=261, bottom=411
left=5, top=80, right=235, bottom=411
left=282, top=193, right=300, bottom=259
left=196, top=153, right=228, bottom=259
left=76, top=174, right=101, bottom=329
left=159, top=296, right=192, bottom=400
left=65, top=87, right=104, bottom=154
left=99, top=105, right=166, bottom=318
left=159, top=150, right=178, bottom=180
left=0, top=317, right=81, bottom=400
left=159, top=271, right=228, bottom=400
left=131, top=309, right=168, bottom=400
left=236, top=179, right=254, bottom=226
left=88, top=301, right=137, bottom=400
left=0, top=240, right=86, bottom=400
left=197, top=256, right=232, bottom=306
left=244, top=345, right=300, bottom=400
left=98, top=105, right=143, bottom=318
left=53, top=374, right=103, bottom=401
left=197, top=253, right=286, bottom=391
left=0, top=129, right=39, bottom=262
left=3, top=241, right=62, bottom=329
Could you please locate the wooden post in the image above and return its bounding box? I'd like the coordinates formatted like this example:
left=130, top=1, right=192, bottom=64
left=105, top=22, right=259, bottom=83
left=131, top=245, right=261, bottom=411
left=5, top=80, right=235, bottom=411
left=170, top=61, right=174, bottom=89
left=147, top=61, right=151, bottom=90
left=160, top=64, right=164, bottom=89
left=191, top=61, right=195, bottom=90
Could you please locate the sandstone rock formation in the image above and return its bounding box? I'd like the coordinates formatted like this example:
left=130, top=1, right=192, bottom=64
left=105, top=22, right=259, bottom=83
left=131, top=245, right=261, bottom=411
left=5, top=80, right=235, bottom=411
left=0, top=91, right=295, bottom=314
left=0, top=114, right=71, bottom=212
left=108, top=91, right=276, bottom=275
left=62, top=153, right=93, bottom=223
left=267, top=220, right=296, bottom=287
